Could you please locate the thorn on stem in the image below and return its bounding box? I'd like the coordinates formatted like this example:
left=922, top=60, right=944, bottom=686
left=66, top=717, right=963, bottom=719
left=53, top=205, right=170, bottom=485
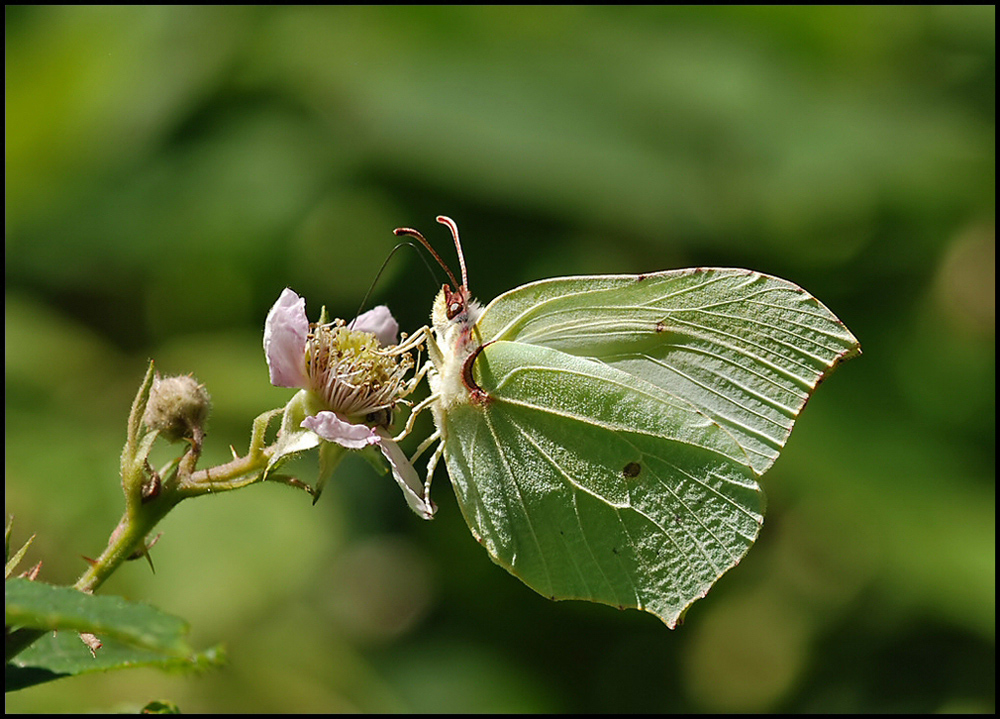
left=127, top=532, right=163, bottom=577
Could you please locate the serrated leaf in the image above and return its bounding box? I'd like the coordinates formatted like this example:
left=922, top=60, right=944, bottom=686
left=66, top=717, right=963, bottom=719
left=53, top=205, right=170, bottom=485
left=5, top=578, right=190, bottom=656
left=5, top=630, right=225, bottom=692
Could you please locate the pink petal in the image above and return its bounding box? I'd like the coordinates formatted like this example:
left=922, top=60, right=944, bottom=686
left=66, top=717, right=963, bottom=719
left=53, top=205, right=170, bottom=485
left=302, top=411, right=380, bottom=450
left=349, top=305, right=399, bottom=346
left=375, top=429, right=436, bottom=520
left=264, top=288, right=310, bottom=388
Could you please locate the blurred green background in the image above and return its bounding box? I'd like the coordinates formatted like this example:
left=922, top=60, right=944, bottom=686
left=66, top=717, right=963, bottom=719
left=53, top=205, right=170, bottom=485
left=5, top=5, right=994, bottom=713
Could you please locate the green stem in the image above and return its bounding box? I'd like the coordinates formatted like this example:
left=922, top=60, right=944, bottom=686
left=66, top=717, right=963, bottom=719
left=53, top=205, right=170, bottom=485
left=178, top=446, right=274, bottom=498
left=73, top=443, right=278, bottom=594
left=5, top=445, right=277, bottom=664
left=74, top=506, right=175, bottom=595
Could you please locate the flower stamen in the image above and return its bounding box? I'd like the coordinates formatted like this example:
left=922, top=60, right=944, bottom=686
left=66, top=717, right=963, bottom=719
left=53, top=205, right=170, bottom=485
left=304, top=320, right=414, bottom=420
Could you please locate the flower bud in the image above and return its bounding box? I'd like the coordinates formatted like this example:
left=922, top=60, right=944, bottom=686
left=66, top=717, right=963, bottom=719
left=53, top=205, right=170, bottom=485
left=143, top=374, right=211, bottom=442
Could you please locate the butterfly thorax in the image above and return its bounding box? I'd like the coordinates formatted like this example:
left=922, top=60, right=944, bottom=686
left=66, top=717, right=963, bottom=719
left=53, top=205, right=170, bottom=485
left=428, top=285, right=483, bottom=414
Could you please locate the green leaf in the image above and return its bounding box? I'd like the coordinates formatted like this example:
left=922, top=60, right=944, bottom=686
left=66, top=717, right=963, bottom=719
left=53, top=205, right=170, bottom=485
left=5, top=630, right=225, bottom=692
left=5, top=578, right=191, bottom=656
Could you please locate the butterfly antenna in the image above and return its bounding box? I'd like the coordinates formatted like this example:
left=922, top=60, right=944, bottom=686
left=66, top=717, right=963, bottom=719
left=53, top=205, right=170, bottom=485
left=435, top=215, right=468, bottom=290
left=350, top=241, right=440, bottom=325
left=393, top=224, right=461, bottom=291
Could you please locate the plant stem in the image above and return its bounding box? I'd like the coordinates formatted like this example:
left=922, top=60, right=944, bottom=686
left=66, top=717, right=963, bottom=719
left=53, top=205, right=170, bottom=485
left=5, top=445, right=277, bottom=664
left=74, top=508, right=174, bottom=595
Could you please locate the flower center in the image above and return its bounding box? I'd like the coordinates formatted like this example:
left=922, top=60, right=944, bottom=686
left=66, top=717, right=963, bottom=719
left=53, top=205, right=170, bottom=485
left=304, top=321, right=413, bottom=422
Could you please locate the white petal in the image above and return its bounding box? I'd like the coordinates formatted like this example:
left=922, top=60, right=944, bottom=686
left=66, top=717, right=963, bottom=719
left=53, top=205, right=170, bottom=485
left=375, top=429, right=436, bottom=520
left=349, top=305, right=399, bottom=346
left=302, top=412, right=381, bottom=450
left=264, top=288, right=310, bottom=388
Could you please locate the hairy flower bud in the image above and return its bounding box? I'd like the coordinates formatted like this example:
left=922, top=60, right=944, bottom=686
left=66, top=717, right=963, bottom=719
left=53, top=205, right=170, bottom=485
left=143, top=374, right=211, bottom=442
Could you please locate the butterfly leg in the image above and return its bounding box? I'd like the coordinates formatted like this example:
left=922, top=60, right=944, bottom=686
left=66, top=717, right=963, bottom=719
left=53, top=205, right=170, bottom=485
left=386, top=324, right=430, bottom=355
left=392, top=391, right=439, bottom=442
left=408, top=427, right=441, bottom=464
left=423, top=438, right=445, bottom=510
left=399, top=357, right=432, bottom=398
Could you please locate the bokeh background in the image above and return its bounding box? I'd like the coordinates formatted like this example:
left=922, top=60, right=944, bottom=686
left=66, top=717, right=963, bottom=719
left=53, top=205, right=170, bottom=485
left=5, top=6, right=994, bottom=713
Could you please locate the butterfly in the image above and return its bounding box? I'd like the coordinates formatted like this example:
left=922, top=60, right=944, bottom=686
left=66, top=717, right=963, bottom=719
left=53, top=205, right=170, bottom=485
left=395, top=216, right=861, bottom=628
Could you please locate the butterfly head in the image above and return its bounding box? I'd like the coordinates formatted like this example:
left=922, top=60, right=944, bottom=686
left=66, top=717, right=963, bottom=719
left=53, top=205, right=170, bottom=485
left=432, top=282, right=481, bottom=334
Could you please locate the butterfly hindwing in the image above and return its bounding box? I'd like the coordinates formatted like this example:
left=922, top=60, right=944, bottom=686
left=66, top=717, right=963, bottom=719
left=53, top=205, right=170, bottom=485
left=440, top=339, right=765, bottom=628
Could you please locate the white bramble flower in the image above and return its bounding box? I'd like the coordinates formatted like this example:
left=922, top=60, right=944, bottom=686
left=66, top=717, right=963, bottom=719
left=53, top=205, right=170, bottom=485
left=264, top=288, right=433, bottom=518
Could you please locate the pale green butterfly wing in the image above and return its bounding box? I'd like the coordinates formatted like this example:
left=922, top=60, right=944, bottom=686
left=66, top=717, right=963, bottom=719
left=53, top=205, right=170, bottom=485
left=438, top=268, right=859, bottom=627
left=476, top=268, right=862, bottom=476
left=440, top=340, right=764, bottom=627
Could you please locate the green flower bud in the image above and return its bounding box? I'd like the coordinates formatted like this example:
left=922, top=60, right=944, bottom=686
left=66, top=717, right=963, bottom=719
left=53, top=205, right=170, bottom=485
left=143, top=374, right=211, bottom=442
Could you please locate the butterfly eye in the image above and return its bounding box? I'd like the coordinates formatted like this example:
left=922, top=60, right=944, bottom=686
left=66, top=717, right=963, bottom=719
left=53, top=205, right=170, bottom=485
left=444, top=285, right=468, bottom=320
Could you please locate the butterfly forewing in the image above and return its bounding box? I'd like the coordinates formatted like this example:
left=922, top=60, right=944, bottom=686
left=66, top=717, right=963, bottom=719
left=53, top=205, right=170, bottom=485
left=476, top=269, right=861, bottom=476
left=441, top=340, right=765, bottom=628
